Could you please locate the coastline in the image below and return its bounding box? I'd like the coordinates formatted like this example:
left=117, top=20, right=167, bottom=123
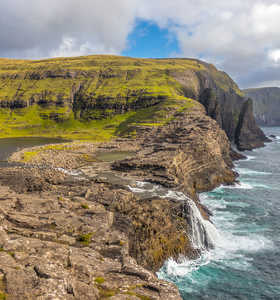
left=0, top=113, right=270, bottom=299
left=0, top=110, right=238, bottom=299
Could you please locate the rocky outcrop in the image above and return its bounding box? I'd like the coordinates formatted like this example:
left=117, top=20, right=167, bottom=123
left=243, top=87, right=280, bottom=126
left=0, top=55, right=270, bottom=298
left=72, top=85, right=166, bottom=120
left=113, top=104, right=236, bottom=199
left=171, top=69, right=268, bottom=150
left=0, top=167, right=182, bottom=300
left=235, top=99, right=270, bottom=150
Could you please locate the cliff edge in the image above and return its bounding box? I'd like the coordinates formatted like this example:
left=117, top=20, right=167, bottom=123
left=0, top=55, right=269, bottom=299
left=0, top=55, right=267, bottom=150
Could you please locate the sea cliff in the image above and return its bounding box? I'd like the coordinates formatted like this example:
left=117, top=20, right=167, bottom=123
left=0, top=55, right=268, bottom=299
left=244, top=87, right=280, bottom=126
left=0, top=55, right=267, bottom=149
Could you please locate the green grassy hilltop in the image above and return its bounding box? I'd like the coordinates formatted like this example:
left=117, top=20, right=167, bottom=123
left=0, top=55, right=241, bottom=140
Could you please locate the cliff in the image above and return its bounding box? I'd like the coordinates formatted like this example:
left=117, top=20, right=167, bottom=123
left=0, top=100, right=236, bottom=299
left=243, top=87, right=280, bottom=126
left=0, top=55, right=269, bottom=299
left=0, top=55, right=267, bottom=150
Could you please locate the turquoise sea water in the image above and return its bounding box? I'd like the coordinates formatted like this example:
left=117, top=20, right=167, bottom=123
left=158, top=128, right=280, bottom=300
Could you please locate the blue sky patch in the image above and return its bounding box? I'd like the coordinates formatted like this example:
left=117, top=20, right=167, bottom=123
left=122, top=20, right=179, bottom=58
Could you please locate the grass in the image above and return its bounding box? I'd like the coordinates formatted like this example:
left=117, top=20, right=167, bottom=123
left=93, top=278, right=152, bottom=299
left=81, top=204, right=89, bottom=209
left=0, top=55, right=241, bottom=100
left=124, top=291, right=152, bottom=300
left=77, top=233, right=93, bottom=246
left=0, top=293, right=6, bottom=300
left=0, top=269, right=6, bottom=300
left=94, top=277, right=105, bottom=284
left=0, top=55, right=242, bottom=140
left=23, top=150, right=38, bottom=162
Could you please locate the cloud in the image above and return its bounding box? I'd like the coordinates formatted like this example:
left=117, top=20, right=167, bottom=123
left=268, top=49, right=280, bottom=64
left=137, top=0, right=280, bottom=88
left=0, top=0, right=280, bottom=88
left=0, top=0, right=137, bottom=58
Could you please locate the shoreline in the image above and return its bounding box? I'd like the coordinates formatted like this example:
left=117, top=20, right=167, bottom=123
left=0, top=116, right=263, bottom=299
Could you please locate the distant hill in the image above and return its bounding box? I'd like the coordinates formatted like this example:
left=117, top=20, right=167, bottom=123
left=0, top=55, right=267, bottom=149
left=243, top=87, right=280, bottom=126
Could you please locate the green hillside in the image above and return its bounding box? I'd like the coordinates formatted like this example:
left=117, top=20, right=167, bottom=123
left=0, top=55, right=241, bottom=140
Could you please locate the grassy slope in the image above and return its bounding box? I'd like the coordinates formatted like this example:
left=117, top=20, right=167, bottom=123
left=0, top=55, right=241, bottom=140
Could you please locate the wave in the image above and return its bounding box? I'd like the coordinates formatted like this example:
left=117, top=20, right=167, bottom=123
left=236, top=168, right=271, bottom=176
left=159, top=221, right=273, bottom=278
left=158, top=254, right=212, bottom=277
left=130, top=181, right=274, bottom=284
left=218, top=182, right=254, bottom=190
left=218, top=181, right=270, bottom=190
left=128, top=181, right=161, bottom=194
left=246, top=155, right=256, bottom=161
left=159, top=229, right=273, bottom=278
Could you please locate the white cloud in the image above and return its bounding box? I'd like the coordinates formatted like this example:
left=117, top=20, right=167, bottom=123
left=0, top=0, right=280, bottom=87
left=0, top=0, right=138, bottom=58
left=137, top=0, right=280, bottom=87
left=251, top=3, right=280, bottom=35
left=268, top=49, right=280, bottom=64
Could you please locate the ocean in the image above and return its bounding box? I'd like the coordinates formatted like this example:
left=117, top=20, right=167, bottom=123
left=158, top=127, right=280, bottom=300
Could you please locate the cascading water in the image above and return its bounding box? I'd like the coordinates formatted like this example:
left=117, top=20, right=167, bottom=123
left=185, top=199, right=219, bottom=251
left=128, top=181, right=220, bottom=251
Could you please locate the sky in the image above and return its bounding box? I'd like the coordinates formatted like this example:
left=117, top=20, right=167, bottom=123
left=1, top=0, right=280, bottom=89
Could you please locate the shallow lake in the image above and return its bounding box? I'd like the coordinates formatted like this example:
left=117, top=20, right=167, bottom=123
left=0, top=137, right=69, bottom=167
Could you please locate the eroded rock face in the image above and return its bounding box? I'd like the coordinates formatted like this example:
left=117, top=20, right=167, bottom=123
left=235, top=99, right=270, bottom=150
left=0, top=56, right=267, bottom=153
left=171, top=69, right=268, bottom=151
left=113, top=104, right=236, bottom=198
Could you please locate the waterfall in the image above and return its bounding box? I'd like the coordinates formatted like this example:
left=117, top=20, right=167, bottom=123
left=185, top=199, right=220, bottom=250
left=128, top=181, right=220, bottom=251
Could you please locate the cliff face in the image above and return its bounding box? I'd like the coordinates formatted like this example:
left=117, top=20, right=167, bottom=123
left=0, top=56, right=270, bottom=299
left=171, top=67, right=268, bottom=150
left=113, top=104, right=236, bottom=198
left=243, top=87, right=280, bottom=126
left=0, top=99, right=237, bottom=299
left=0, top=55, right=267, bottom=150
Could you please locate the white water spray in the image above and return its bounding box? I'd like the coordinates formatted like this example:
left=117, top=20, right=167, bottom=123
left=129, top=181, right=220, bottom=251
left=186, top=199, right=220, bottom=250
